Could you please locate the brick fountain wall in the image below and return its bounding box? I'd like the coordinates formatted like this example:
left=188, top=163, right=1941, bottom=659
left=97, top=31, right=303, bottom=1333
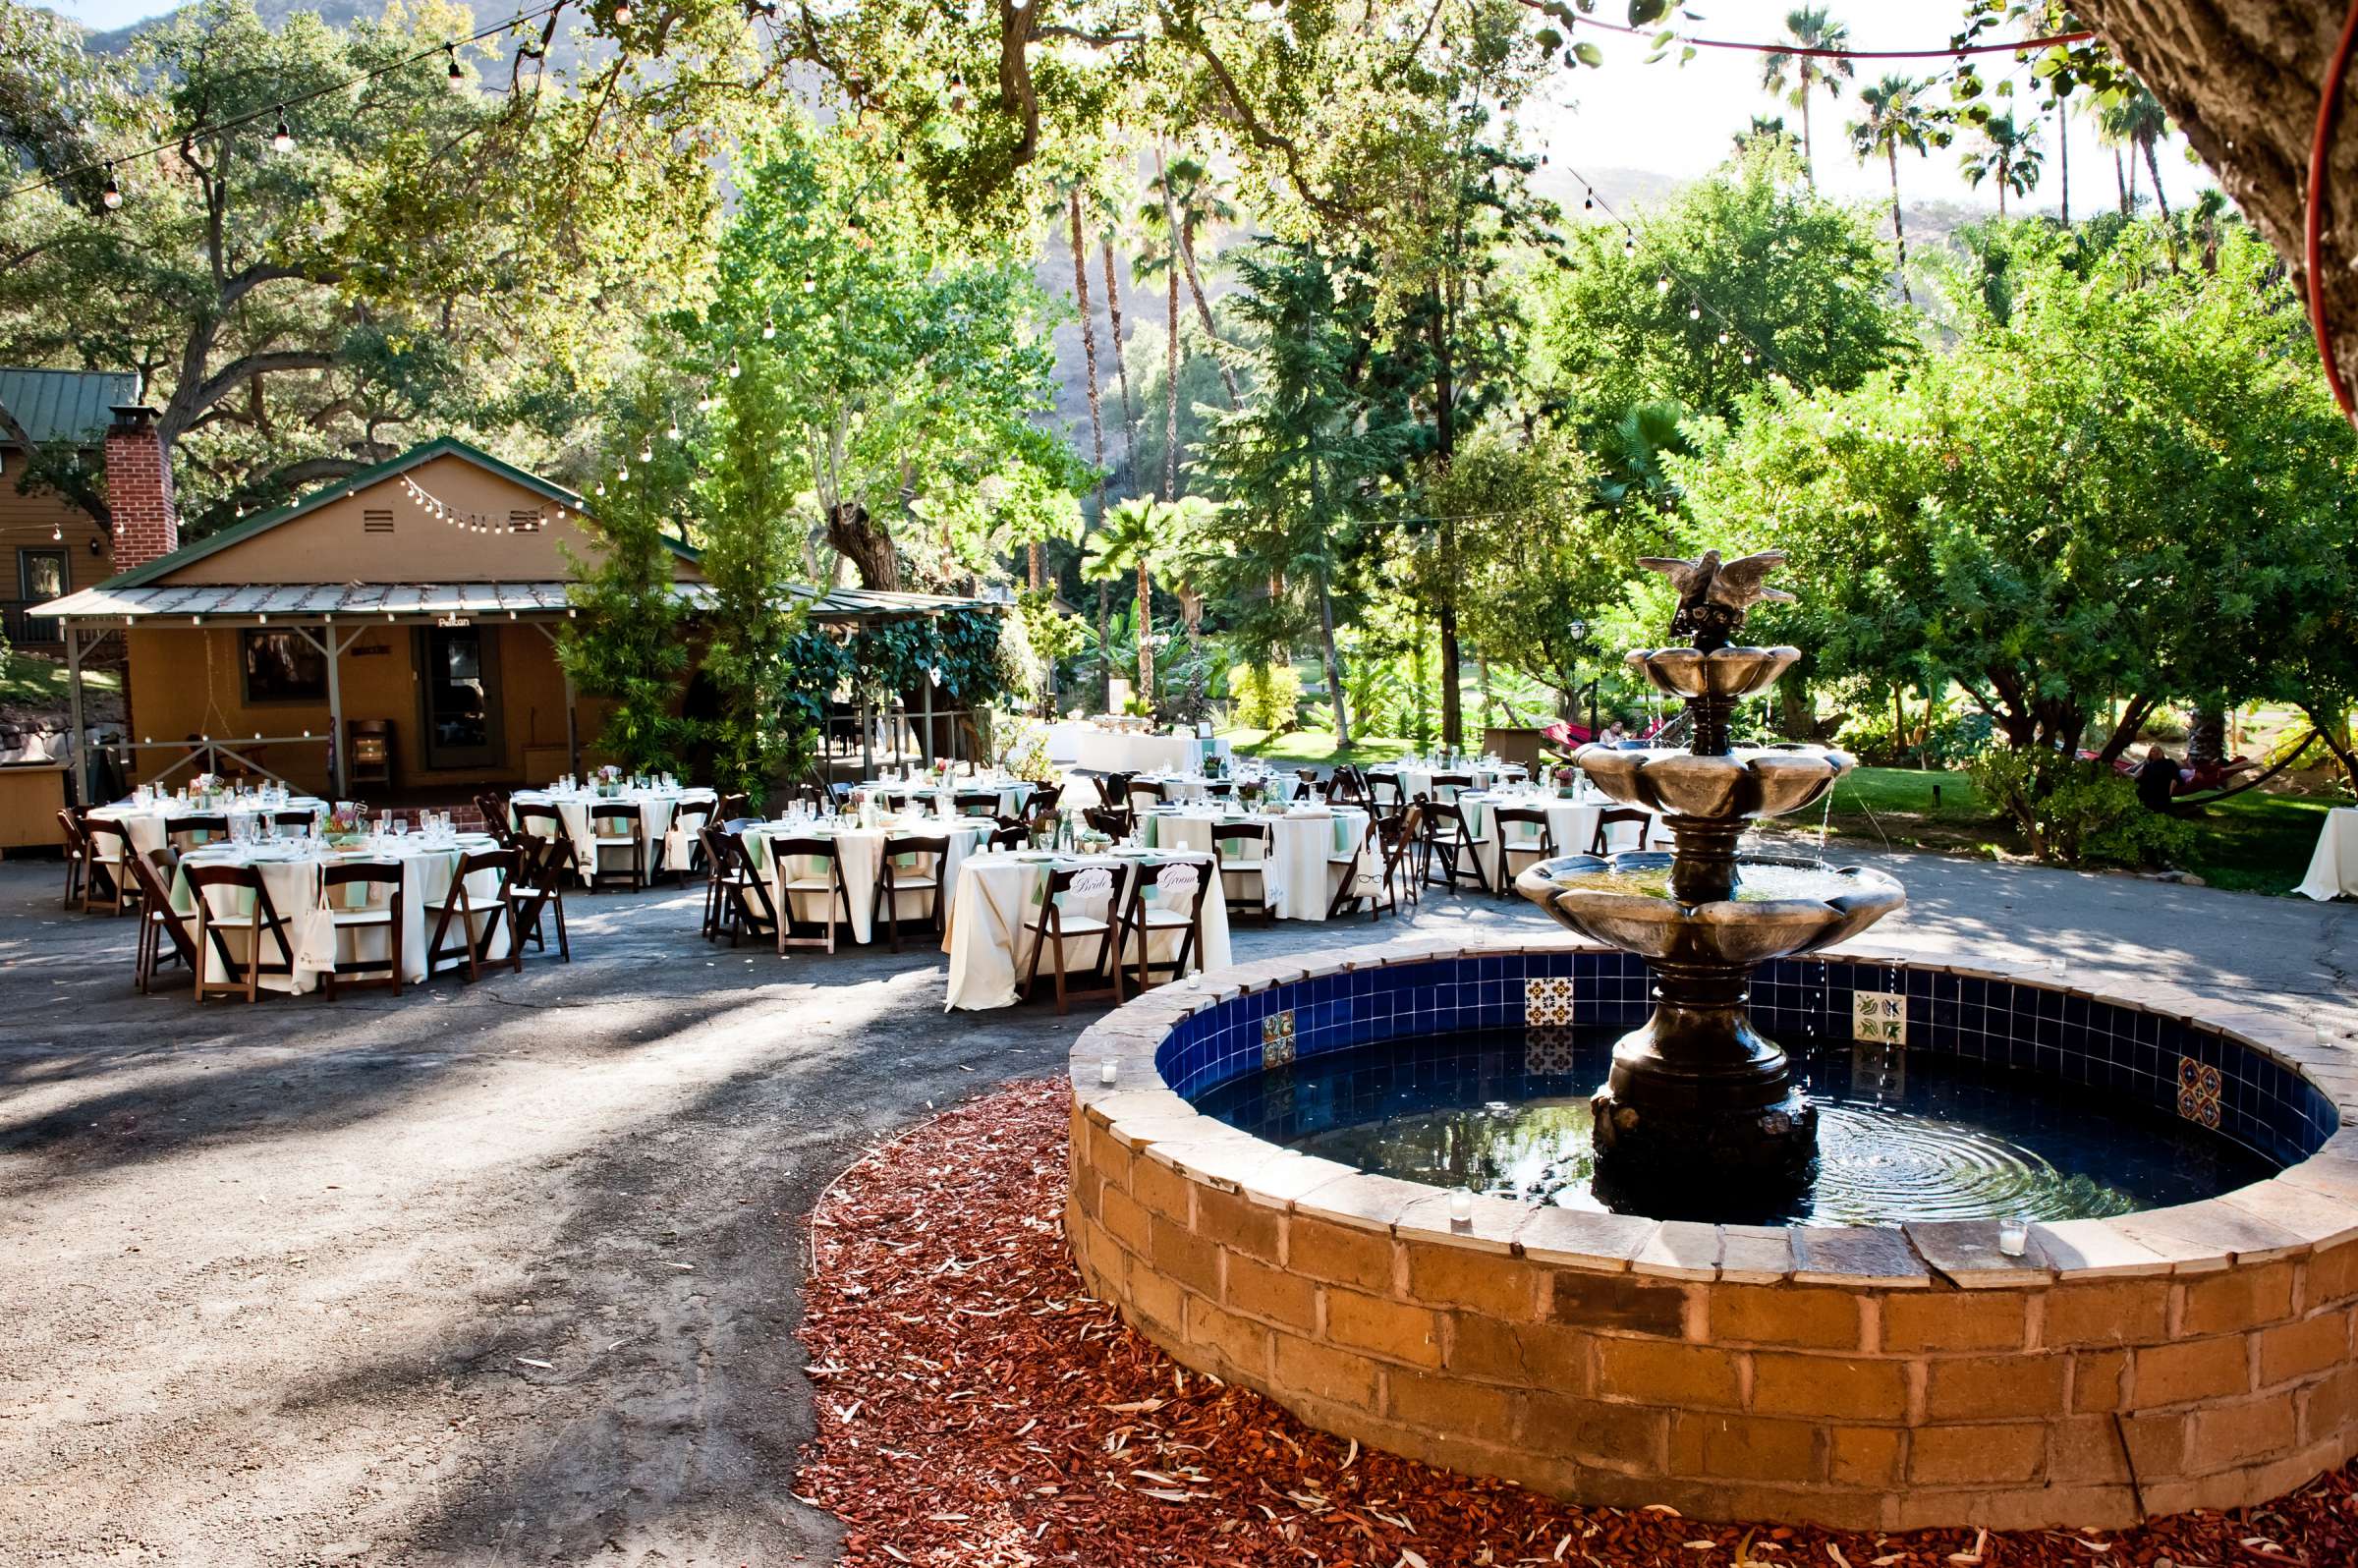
left=1065, top=938, right=2358, bottom=1533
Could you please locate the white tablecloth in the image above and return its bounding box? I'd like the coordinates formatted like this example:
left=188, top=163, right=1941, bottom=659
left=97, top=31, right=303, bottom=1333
left=2299, top=808, right=2358, bottom=901
left=942, top=850, right=1231, bottom=1010
left=1142, top=806, right=1374, bottom=921
left=861, top=779, right=1038, bottom=819
left=172, top=833, right=509, bottom=993
left=1368, top=762, right=1528, bottom=801
left=1076, top=731, right=1232, bottom=775
left=744, top=816, right=994, bottom=945
left=1460, top=791, right=1660, bottom=889
left=88, top=796, right=327, bottom=861
left=511, top=787, right=715, bottom=885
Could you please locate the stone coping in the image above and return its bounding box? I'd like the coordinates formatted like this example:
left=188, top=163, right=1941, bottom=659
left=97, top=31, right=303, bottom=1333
left=1063, top=932, right=2358, bottom=1530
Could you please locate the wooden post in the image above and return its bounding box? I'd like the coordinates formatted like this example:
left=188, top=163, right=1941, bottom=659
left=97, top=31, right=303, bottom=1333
left=921, top=673, right=935, bottom=766
left=65, top=625, right=87, bottom=805
left=860, top=698, right=873, bottom=778
left=320, top=623, right=347, bottom=796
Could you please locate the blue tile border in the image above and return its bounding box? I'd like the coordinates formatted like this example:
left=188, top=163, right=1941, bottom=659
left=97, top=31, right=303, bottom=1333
left=1151, top=952, right=2336, bottom=1168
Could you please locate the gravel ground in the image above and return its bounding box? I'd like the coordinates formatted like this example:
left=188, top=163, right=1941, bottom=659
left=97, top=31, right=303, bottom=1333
left=0, top=849, right=2353, bottom=1566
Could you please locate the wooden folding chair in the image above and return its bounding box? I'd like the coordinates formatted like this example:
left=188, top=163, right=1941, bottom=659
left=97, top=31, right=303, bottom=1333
left=1115, top=857, right=1212, bottom=999
left=512, top=803, right=583, bottom=887
left=321, top=860, right=404, bottom=998
left=1591, top=808, right=1654, bottom=855
left=587, top=800, right=646, bottom=891
left=1084, top=805, right=1134, bottom=841
left=1210, top=820, right=1279, bottom=927
left=954, top=790, right=1003, bottom=818
left=1370, top=804, right=1426, bottom=919
left=81, top=816, right=137, bottom=915
left=989, top=821, right=1031, bottom=852
left=1019, top=864, right=1118, bottom=1014
left=186, top=863, right=297, bottom=1003
left=708, top=829, right=782, bottom=947
left=510, top=833, right=571, bottom=962
left=423, top=848, right=523, bottom=981
left=125, top=849, right=198, bottom=993
left=1423, top=796, right=1491, bottom=894
left=1028, top=782, right=1063, bottom=815
left=56, top=808, right=90, bottom=909
left=766, top=834, right=855, bottom=953
left=663, top=799, right=716, bottom=885
left=873, top=833, right=949, bottom=952
left=1493, top=806, right=1559, bottom=895
left=168, top=812, right=231, bottom=856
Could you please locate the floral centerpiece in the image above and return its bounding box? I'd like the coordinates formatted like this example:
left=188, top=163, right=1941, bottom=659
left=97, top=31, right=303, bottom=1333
left=595, top=763, right=623, bottom=798
left=323, top=801, right=369, bottom=847
left=1075, top=826, right=1112, bottom=853
left=190, top=771, right=224, bottom=807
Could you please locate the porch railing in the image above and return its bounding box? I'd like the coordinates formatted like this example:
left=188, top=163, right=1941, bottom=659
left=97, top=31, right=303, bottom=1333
left=0, top=599, right=62, bottom=645
left=99, top=733, right=334, bottom=795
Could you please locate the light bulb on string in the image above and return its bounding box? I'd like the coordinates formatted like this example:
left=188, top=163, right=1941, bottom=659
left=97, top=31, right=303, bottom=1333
left=101, top=166, right=122, bottom=210
left=1689, top=305, right=1702, bottom=320
left=1583, top=191, right=1594, bottom=211
left=1621, top=236, right=1635, bottom=257
left=613, top=1, right=633, bottom=22
left=801, top=271, right=816, bottom=294
left=761, top=311, right=777, bottom=339
left=666, top=420, right=682, bottom=441
left=1655, top=274, right=1669, bottom=294
left=270, top=109, right=295, bottom=153
left=1717, top=331, right=1730, bottom=345
left=727, top=358, right=742, bottom=378
left=639, top=442, right=652, bottom=464
left=445, top=42, right=464, bottom=87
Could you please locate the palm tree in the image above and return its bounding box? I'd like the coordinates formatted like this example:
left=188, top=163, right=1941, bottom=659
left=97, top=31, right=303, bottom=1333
left=1130, top=208, right=1184, bottom=502
left=1760, top=7, right=1855, bottom=183
left=1043, top=175, right=1110, bottom=594
left=1147, top=148, right=1242, bottom=408
left=1961, top=111, right=2044, bottom=217
left=1083, top=496, right=1216, bottom=704
left=1848, top=75, right=1935, bottom=302
left=2100, top=83, right=2172, bottom=224
left=1733, top=114, right=1794, bottom=155
left=1094, top=196, right=1142, bottom=488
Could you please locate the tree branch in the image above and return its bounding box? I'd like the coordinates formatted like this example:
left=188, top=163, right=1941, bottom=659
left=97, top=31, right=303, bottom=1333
left=169, top=350, right=341, bottom=441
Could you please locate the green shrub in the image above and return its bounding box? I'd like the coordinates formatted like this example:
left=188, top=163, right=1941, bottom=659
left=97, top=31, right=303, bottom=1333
left=1966, top=748, right=2195, bottom=868
left=1230, top=661, right=1304, bottom=735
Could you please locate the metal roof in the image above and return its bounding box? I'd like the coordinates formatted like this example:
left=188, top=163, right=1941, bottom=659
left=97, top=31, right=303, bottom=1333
left=0, top=366, right=140, bottom=447
left=33, top=580, right=1003, bottom=625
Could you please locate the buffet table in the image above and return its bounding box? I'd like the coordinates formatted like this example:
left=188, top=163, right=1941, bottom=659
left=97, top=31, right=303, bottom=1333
left=2298, top=808, right=2358, bottom=901
left=1075, top=730, right=1233, bottom=776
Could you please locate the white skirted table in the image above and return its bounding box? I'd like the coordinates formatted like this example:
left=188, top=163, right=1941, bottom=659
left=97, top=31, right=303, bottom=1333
left=1075, top=730, right=1233, bottom=776
left=510, top=785, right=716, bottom=885
left=169, top=831, right=510, bottom=993
left=2298, top=809, right=2358, bottom=901
left=1140, top=805, right=1375, bottom=921
left=1367, top=761, right=1529, bottom=801
left=88, top=794, right=327, bottom=862
left=1456, top=790, right=1663, bottom=890
left=742, top=815, right=996, bottom=945
left=941, top=849, right=1230, bottom=1010
left=860, top=779, right=1039, bottom=819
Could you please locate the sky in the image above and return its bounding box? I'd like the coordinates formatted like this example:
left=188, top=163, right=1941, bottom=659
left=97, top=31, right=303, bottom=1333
left=42, top=0, right=2217, bottom=216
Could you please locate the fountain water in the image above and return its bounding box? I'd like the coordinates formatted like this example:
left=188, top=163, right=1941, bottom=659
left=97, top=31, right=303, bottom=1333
left=1515, top=549, right=1904, bottom=1194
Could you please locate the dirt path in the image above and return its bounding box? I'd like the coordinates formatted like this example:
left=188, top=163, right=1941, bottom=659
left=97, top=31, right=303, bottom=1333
left=0, top=856, right=2352, bottom=1565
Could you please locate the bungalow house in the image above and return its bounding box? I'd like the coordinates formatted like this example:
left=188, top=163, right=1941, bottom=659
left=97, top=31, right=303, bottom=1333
left=0, top=366, right=140, bottom=647
left=31, top=428, right=988, bottom=806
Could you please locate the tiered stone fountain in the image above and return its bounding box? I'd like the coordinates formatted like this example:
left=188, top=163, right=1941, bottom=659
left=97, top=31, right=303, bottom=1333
left=1515, top=549, right=1904, bottom=1195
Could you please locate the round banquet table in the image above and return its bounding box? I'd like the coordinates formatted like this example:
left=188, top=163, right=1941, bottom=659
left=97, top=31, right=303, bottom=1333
left=1139, top=805, right=1374, bottom=921
left=510, top=786, right=716, bottom=885
left=742, top=814, right=997, bottom=945
left=1458, top=790, right=1662, bottom=890
left=169, top=831, right=509, bottom=993
left=1366, top=761, right=1529, bottom=801
left=2298, top=808, right=2358, bottom=901
left=87, top=795, right=327, bottom=862
left=941, top=848, right=1230, bottom=1010
left=861, top=779, right=1039, bottom=819
left=1122, top=770, right=1303, bottom=806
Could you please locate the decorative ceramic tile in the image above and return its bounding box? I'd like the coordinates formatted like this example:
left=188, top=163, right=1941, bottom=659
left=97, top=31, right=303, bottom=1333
left=1851, top=989, right=1907, bottom=1045
left=1525, top=976, right=1577, bottom=1026
left=1523, top=1025, right=1580, bottom=1077
left=1850, top=1042, right=1907, bottom=1097
left=2177, top=1054, right=2222, bottom=1128
left=1262, top=1008, right=1297, bottom=1068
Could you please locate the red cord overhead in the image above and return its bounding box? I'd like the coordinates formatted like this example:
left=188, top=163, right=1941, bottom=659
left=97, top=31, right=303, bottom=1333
left=2306, top=0, right=2358, bottom=422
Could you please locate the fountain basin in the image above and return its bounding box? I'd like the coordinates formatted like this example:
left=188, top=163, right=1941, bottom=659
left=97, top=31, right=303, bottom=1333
left=1519, top=852, right=1905, bottom=966
left=1573, top=745, right=1850, bottom=820
left=1067, top=936, right=2358, bottom=1533
left=1626, top=644, right=1801, bottom=700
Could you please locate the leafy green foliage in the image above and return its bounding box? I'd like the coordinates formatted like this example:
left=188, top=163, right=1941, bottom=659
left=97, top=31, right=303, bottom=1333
left=557, top=399, right=692, bottom=776
left=1229, top=661, right=1305, bottom=736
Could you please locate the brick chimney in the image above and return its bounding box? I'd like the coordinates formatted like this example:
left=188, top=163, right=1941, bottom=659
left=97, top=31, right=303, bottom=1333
left=104, top=404, right=178, bottom=573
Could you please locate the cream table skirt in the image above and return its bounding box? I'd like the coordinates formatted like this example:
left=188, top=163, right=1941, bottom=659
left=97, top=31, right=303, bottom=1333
left=1141, top=808, right=1374, bottom=921
left=2298, top=809, right=2358, bottom=901
left=941, top=851, right=1230, bottom=1010
left=745, top=818, right=993, bottom=945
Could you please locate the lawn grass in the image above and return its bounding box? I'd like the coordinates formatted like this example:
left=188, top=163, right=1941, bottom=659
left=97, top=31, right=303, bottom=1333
left=1219, top=727, right=1418, bottom=766
left=1760, top=763, right=2338, bottom=896
left=0, top=648, right=118, bottom=705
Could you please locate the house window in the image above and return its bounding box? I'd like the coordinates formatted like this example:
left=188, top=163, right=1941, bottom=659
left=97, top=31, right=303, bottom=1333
left=17, top=547, right=66, bottom=602
left=241, top=629, right=328, bottom=703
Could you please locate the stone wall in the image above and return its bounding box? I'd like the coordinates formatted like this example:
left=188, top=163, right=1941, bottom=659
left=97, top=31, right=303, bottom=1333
left=1066, top=939, right=2358, bottom=1532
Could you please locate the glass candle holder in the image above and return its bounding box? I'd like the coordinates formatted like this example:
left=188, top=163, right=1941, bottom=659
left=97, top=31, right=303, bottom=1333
left=1098, top=1058, right=1119, bottom=1087
left=1996, top=1215, right=2030, bottom=1258
left=1448, top=1188, right=1474, bottom=1228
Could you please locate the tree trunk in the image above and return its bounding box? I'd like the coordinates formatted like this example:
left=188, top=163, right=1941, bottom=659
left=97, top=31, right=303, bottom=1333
left=1886, top=144, right=1912, bottom=304
left=1779, top=671, right=1816, bottom=740
left=1028, top=541, right=1041, bottom=590
left=1096, top=582, right=1112, bottom=710
left=2057, top=98, right=2070, bottom=224
left=1430, top=298, right=1464, bottom=750
left=2187, top=702, right=2227, bottom=765
left=825, top=500, right=899, bottom=590
left=1068, top=191, right=1110, bottom=515
left=1101, top=238, right=1140, bottom=487
left=2142, top=136, right=2172, bottom=223
left=2115, top=147, right=2131, bottom=214
left=1799, top=83, right=1814, bottom=183
left=2071, top=4, right=2351, bottom=385
left=1135, top=559, right=1154, bottom=703
left=1317, top=570, right=1352, bottom=751
left=1162, top=269, right=1180, bottom=500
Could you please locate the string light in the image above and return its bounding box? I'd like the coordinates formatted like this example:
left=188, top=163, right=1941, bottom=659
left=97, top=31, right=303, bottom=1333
left=728, top=358, right=742, bottom=378
left=762, top=310, right=777, bottom=338
left=613, top=1, right=633, bottom=22
left=445, top=42, right=465, bottom=87
left=399, top=472, right=553, bottom=532
left=801, top=271, right=816, bottom=294
left=101, top=167, right=122, bottom=209
left=638, top=441, right=652, bottom=463
left=270, top=109, right=295, bottom=154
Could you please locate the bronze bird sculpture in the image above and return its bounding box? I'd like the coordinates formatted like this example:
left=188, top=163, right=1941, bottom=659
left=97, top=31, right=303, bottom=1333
left=1638, top=549, right=1795, bottom=648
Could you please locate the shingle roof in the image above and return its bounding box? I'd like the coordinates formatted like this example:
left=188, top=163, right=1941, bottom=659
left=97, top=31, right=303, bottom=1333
left=0, top=366, right=140, bottom=447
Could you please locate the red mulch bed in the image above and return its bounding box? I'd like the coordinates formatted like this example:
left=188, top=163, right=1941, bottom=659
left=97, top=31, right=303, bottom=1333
left=794, top=1078, right=2358, bottom=1567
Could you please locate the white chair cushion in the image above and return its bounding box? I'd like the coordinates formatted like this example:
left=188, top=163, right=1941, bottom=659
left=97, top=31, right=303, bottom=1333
left=1044, top=915, right=1110, bottom=934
